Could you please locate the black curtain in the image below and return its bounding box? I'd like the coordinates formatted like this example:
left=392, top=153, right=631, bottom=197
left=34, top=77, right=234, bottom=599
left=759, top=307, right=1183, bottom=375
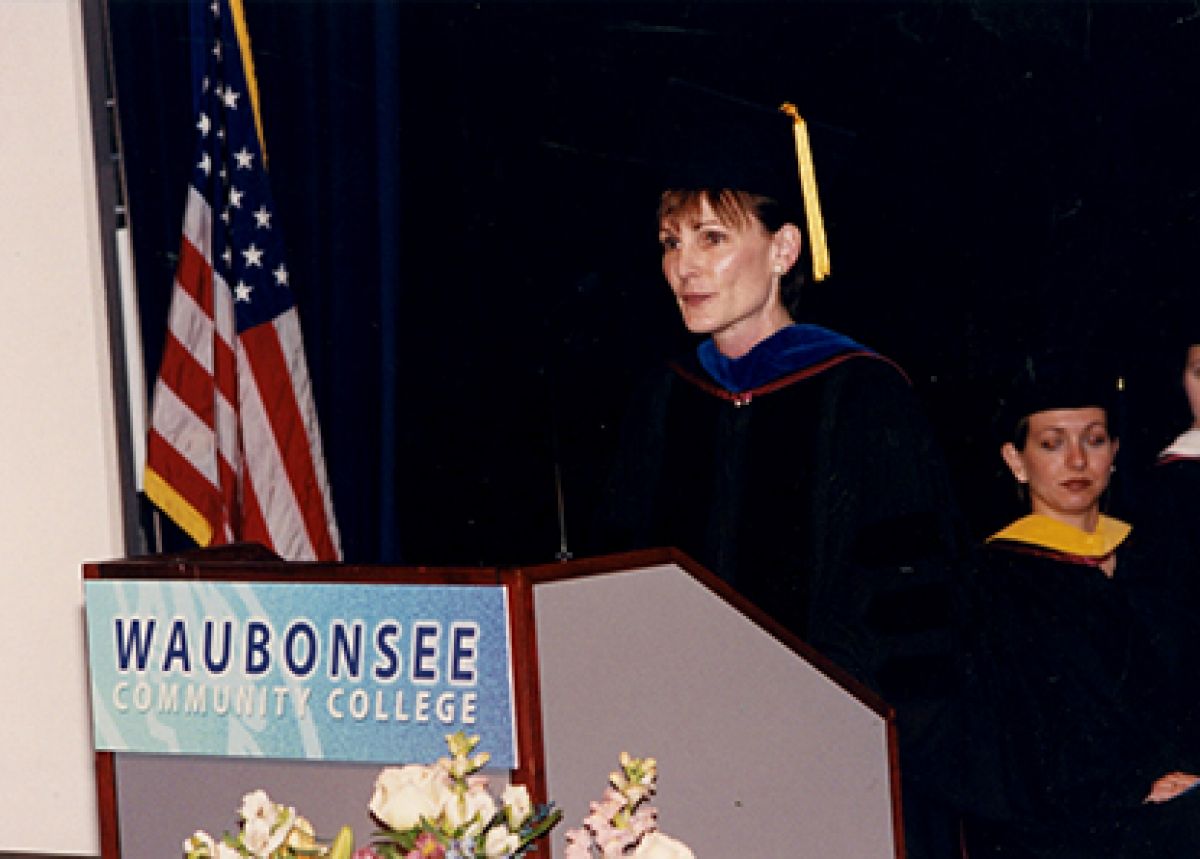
left=109, top=1, right=1200, bottom=560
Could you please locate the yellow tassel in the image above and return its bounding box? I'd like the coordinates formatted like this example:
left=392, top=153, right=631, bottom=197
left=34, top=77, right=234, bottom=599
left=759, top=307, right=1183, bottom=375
left=779, top=103, right=830, bottom=282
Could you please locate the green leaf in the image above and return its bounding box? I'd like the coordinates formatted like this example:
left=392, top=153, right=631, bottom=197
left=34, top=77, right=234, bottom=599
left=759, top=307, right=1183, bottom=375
left=326, top=825, right=354, bottom=859
left=517, top=808, right=563, bottom=849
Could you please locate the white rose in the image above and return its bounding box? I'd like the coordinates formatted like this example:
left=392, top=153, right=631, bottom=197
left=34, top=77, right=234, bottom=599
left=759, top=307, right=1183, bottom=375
left=633, top=832, right=695, bottom=859
left=242, top=817, right=274, bottom=856
left=370, top=765, right=450, bottom=830
left=239, top=789, right=276, bottom=823
left=213, top=843, right=242, bottom=859
left=444, top=783, right=498, bottom=838
left=483, top=823, right=520, bottom=857
left=241, top=805, right=295, bottom=858
left=501, top=784, right=532, bottom=828
left=183, top=830, right=215, bottom=857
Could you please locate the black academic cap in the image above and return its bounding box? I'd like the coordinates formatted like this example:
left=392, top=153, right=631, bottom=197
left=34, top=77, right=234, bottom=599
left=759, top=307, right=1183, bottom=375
left=995, top=353, right=1123, bottom=446
left=649, top=79, right=844, bottom=281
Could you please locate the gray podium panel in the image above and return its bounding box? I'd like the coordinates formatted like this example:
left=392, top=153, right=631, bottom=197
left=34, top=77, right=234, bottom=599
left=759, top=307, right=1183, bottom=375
left=113, top=756, right=509, bottom=857
left=535, top=562, right=896, bottom=857
left=115, top=756, right=379, bottom=856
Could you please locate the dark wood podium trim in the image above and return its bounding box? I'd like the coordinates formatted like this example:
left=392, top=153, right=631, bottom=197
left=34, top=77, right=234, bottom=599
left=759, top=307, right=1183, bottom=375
left=506, top=568, right=549, bottom=808
left=94, top=751, right=118, bottom=859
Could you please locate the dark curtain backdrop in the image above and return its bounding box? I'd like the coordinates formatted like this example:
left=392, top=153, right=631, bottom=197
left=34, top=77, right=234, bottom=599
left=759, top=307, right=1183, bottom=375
left=109, top=1, right=1200, bottom=563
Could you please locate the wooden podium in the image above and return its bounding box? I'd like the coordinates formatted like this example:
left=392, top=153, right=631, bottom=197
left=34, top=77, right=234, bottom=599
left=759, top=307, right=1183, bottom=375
left=84, top=547, right=900, bottom=857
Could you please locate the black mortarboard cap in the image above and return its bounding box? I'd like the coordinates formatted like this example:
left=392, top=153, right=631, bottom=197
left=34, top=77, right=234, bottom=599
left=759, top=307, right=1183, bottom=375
left=649, top=79, right=837, bottom=281
left=995, top=352, right=1123, bottom=445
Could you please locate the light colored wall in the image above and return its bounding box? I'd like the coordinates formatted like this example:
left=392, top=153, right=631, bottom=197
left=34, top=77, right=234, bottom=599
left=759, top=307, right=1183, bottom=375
left=0, top=0, right=121, bottom=853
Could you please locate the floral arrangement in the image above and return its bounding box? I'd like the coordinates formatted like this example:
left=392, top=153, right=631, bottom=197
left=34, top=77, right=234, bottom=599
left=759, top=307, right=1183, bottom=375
left=181, top=741, right=695, bottom=858
left=184, top=732, right=559, bottom=859
left=563, top=753, right=693, bottom=859
left=183, top=790, right=353, bottom=858
left=362, top=731, right=561, bottom=858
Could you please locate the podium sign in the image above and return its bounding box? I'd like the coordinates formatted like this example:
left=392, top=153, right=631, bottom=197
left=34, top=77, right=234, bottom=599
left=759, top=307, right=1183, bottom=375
left=84, top=579, right=516, bottom=766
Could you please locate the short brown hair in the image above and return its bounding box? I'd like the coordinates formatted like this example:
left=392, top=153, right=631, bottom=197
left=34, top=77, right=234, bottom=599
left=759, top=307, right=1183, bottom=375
left=657, top=188, right=786, bottom=233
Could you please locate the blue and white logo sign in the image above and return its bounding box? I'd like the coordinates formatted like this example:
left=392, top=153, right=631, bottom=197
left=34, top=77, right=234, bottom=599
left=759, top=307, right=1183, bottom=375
left=84, top=579, right=516, bottom=766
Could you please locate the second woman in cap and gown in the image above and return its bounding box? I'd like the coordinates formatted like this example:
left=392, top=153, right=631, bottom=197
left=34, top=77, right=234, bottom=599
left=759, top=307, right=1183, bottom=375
left=956, top=367, right=1200, bottom=857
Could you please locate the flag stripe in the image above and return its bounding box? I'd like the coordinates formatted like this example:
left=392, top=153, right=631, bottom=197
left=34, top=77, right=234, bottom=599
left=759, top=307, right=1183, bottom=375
left=146, top=431, right=223, bottom=543
left=239, top=464, right=273, bottom=553
left=237, top=366, right=311, bottom=559
left=151, top=342, right=241, bottom=492
left=174, top=241, right=213, bottom=326
left=240, top=319, right=337, bottom=560
left=273, top=310, right=340, bottom=542
left=167, top=249, right=238, bottom=410
left=169, top=242, right=214, bottom=372
left=156, top=331, right=215, bottom=430
left=148, top=366, right=243, bottom=547
left=171, top=234, right=240, bottom=407
left=158, top=292, right=240, bottom=478
left=149, top=378, right=219, bottom=486
left=182, top=184, right=213, bottom=264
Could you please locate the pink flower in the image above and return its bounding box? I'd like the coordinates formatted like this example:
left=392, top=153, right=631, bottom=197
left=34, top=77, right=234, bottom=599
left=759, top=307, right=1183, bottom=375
left=627, top=805, right=659, bottom=836
left=582, top=790, right=625, bottom=834
left=596, top=824, right=641, bottom=857
left=404, top=832, right=446, bottom=859
left=351, top=850, right=384, bottom=859
left=563, top=828, right=593, bottom=859
left=569, top=753, right=684, bottom=858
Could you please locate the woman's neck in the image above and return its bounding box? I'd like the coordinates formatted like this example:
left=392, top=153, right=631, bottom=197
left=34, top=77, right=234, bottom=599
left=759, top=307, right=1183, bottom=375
left=1030, top=506, right=1100, bottom=536
left=1020, top=508, right=1117, bottom=576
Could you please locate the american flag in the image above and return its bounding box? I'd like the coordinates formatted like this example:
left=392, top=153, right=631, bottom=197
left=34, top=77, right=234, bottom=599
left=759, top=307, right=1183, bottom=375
left=144, top=0, right=341, bottom=561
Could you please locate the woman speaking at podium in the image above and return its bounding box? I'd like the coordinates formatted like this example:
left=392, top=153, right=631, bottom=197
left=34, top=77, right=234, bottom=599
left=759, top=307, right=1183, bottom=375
left=589, top=81, right=966, bottom=859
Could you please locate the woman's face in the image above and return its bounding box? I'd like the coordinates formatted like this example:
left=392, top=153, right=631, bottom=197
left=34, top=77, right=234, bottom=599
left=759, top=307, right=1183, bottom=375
left=1001, top=407, right=1117, bottom=531
left=658, top=197, right=798, bottom=358
left=1183, top=344, right=1200, bottom=427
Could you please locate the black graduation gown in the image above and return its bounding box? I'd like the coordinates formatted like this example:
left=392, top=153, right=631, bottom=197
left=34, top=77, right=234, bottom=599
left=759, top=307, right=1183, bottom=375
left=591, top=346, right=961, bottom=694
left=589, top=342, right=967, bottom=859
left=1127, top=451, right=1200, bottom=586
left=1124, top=453, right=1200, bottom=780
left=960, top=537, right=1200, bottom=858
